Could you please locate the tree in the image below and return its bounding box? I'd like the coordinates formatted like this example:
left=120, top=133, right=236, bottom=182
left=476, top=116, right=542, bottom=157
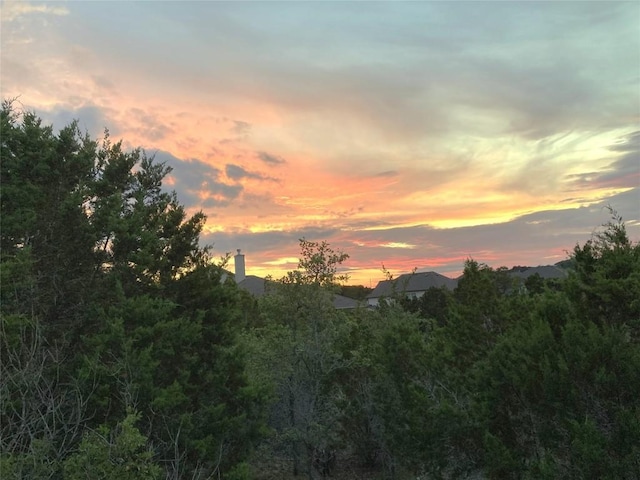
left=400, top=286, right=453, bottom=326
left=474, top=213, right=640, bottom=478
left=1, top=101, right=97, bottom=339
left=0, top=314, right=92, bottom=479
left=0, top=101, right=264, bottom=478
left=242, top=239, right=350, bottom=477
left=339, top=284, right=373, bottom=301
left=566, top=209, right=640, bottom=331
left=1, top=102, right=98, bottom=478
left=294, top=238, right=349, bottom=289
left=336, top=304, right=435, bottom=476
left=78, top=140, right=264, bottom=477
left=63, top=411, right=162, bottom=480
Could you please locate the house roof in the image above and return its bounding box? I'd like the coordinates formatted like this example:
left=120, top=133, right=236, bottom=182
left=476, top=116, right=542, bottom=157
left=238, top=275, right=269, bottom=296
left=237, top=275, right=360, bottom=309
left=366, top=265, right=568, bottom=300
left=367, top=271, right=458, bottom=299
left=332, top=294, right=360, bottom=310
left=507, top=265, right=568, bottom=280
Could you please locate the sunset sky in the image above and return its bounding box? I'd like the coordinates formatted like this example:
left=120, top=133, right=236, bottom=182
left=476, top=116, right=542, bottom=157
left=2, top=1, right=639, bottom=286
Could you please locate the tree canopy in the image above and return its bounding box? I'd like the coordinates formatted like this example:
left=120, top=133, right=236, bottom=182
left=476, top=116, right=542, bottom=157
left=1, top=101, right=264, bottom=479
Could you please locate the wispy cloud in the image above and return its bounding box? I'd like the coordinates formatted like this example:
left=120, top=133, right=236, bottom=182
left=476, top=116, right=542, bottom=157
left=225, top=164, right=277, bottom=182
left=257, top=151, right=286, bottom=165
left=380, top=242, right=417, bottom=249
left=155, top=151, right=243, bottom=208
left=232, top=120, right=251, bottom=136
left=2, top=1, right=69, bottom=22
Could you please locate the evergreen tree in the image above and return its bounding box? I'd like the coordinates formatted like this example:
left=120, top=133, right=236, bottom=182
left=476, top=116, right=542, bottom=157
left=475, top=214, right=640, bottom=478
left=0, top=102, right=264, bottom=478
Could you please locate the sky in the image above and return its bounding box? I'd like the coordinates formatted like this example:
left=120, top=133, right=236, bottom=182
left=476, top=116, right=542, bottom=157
left=2, top=0, right=639, bottom=286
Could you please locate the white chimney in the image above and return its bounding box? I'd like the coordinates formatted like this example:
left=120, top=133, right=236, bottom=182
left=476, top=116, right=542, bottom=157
left=234, top=249, right=245, bottom=283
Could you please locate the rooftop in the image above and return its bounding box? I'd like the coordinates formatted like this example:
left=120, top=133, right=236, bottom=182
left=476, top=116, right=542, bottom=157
left=238, top=275, right=360, bottom=310
left=367, top=271, right=458, bottom=299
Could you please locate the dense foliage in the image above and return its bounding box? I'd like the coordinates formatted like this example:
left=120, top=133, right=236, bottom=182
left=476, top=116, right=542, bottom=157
left=2, top=103, right=638, bottom=479
left=241, top=224, right=639, bottom=479
left=1, top=102, right=263, bottom=479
